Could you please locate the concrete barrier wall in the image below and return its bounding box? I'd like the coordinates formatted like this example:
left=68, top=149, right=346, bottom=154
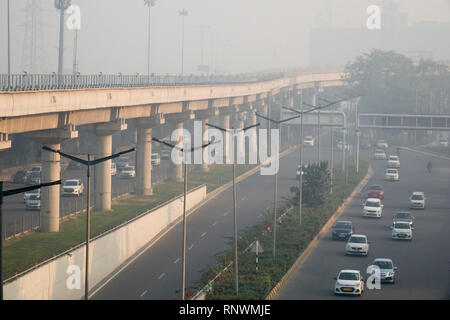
left=4, top=185, right=207, bottom=300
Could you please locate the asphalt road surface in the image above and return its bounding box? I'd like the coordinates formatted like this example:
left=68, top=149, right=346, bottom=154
left=91, top=129, right=346, bottom=300
left=276, top=146, right=450, bottom=299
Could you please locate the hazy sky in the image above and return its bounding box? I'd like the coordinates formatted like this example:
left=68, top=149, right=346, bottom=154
left=0, top=0, right=449, bottom=75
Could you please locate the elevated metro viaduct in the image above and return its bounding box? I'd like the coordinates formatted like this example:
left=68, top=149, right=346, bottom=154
left=0, top=69, right=346, bottom=232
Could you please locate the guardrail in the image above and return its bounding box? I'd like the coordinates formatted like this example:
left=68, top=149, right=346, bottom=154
left=0, top=72, right=285, bottom=92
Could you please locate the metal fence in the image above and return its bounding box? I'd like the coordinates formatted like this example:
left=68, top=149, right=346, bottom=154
left=0, top=71, right=286, bottom=92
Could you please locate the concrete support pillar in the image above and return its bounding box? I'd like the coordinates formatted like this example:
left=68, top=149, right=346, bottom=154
left=249, top=110, right=257, bottom=154
left=136, top=127, right=153, bottom=195
left=172, top=122, right=184, bottom=182
left=41, top=144, right=61, bottom=232
left=222, top=115, right=231, bottom=162
left=201, top=119, right=210, bottom=172
left=94, top=134, right=112, bottom=211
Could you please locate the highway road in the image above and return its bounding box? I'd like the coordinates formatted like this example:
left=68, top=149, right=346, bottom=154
left=1, top=151, right=172, bottom=238
left=276, top=146, right=450, bottom=299
left=91, top=128, right=346, bottom=300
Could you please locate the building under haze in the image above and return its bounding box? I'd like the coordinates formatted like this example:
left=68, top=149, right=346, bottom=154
left=309, top=0, right=450, bottom=67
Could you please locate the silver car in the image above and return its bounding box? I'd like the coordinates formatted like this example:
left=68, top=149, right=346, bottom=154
left=370, top=258, right=397, bottom=283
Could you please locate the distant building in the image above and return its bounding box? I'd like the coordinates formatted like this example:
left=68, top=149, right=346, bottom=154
left=309, top=0, right=450, bottom=66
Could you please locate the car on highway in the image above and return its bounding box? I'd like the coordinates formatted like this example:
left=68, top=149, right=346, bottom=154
left=337, top=141, right=351, bottom=151
left=438, top=135, right=448, bottom=147
left=111, top=162, right=117, bottom=176
left=161, top=148, right=171, bottom=159
left=12, top=170, right=29, bottom=184
left=332, top=221, right=354, bottom=240
left=410, top=191, right=426, bottom=209
left=363, top=198, right=383, bottom=218
left=370, top=258, right=397, bottom=283
left=334, top=270, right=365, bottom=296
left=151, top=153, right=161, bottom=166
left=28, top=171, right=41, bottom=185
left=23, top=188, right=40, bottom=203
left=393, top=212, right=414, bottom=227
left=387, top=155, right=400, bottom=168
left=367, top=184, right=384, bottom=199
left=373, top=149, right=387, bottom=160
left=120, top=165, right=136, bottom=179
left=385, top=168, right=399, bottom=181
left=304, top=136, right=314, bottom=147
left=391, top=222, right=413, bottom=240
left=345, top=234, right=370, bottom=256
left=25, top=194, right=41, bottom=211
left=62, top=179, right=84, bottom=197
left=116, top=157, right=131, bottom=171
left=376, top=139, right=388, bottom=149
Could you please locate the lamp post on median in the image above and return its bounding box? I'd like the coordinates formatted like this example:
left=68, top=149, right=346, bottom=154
left=254, top=110, right=303, bottom=258
left=0, top=179, right=62, bottom=300
left=152, top=137, right=214, bottom=300
left=42, top=146, right=135, bottom=300
left=179, top=8, right=188, bottom=75
left=205, top=122, right=259, bottom=297
left=144, top=0, right=156, bottom=76
left=55, top=0, right=71, bottom=76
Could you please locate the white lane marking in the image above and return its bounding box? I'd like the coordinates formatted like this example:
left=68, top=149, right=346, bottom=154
left=201, top=232, right=207, bottom=238
left=174, top=258, right=180, bottom=264
left=140, top=290, right=148, bottom=297
left=212, top=221, right=218, bottom=226
left=158, top=273, right=166, bottom=280
left=188, top=244, right=194, bottom=250
left=258, top=213, right=263, bottom=218
left=224, top=212, right=229, bottom=216
left=241, top=196, right=247, bottom=201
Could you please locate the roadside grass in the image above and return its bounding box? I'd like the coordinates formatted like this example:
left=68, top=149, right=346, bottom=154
left=193, top=160, right=368, bottom=300
left=2, top=162, right=257, bottom=280
left=423, top=145, right=450, bottom=156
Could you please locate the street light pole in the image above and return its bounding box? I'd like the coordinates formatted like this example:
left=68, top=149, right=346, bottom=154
left=179, top=9, right=188, bottom=75
left=55, top=0, right=71, bottom=76
left=42, top=146, right=135, bottom=300
left=7, top=0, right=11, bottom=88
left=206, top=122, right=259, bottom=296
left=144, top=0, right=156, bottom=76
left=152, top=137, right=213, bottom=300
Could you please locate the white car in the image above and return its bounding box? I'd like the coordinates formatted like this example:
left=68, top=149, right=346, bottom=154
left=410, top=191, right=426, bottom=209
left=111, top=162, right=117, bottom=176
left=24, top=189, right=40, bottom=203
left=334, top=270, right=365, bottom=296
left=376, top=140, right=388, bottom=149
left=387, top=155, right=400, bottom=168
left=151, top=153, right=161, bottom=166
left=385, top=168, right=399, bottom=181
left=304, top=136, right=314, bottom=147
left=363, top=198, right=383, bottom=218
left=438, top=136, right=448, bottom=147
left=373, top=149, right=387, bottom=160
left=62, top=179, right=84, bottom=197
left=25, top=194, right=41, bottom=211
left=391, top=222, right=413, bottom=240
left=370, top=258, right=397, bottom=284
left=120, top=165, right=136, bottom=179
left=337, top=141, right=351, bottom=151
left=345, top=234, right=370, bottom=256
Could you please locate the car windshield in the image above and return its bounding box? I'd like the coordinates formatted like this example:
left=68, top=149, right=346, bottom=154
left=411, top=194, right=423, bottom=200
left=374, top=261, right=392, bottom=269
left=124, top=167, right=135, bottom=171
left=334, top=222, right=352, bottom=229
left=387, top=170, right=397, bottom=174
left=65, top=181, right=79, bottom=186
left=29, top=195, right=40, bottom=200
left=375, top=150, right=384, bottom=154
left=394, top=223, right=410, bottom=229
left=339, top=272, right=359, bottom=280
left=395, top=213, right=411, bottom=219
left=369, top=185, right=382, bottom=191
left=389, top=156, right=398, bottom=160
left=30, top=172, right=40, bottom=178
left=349, top=236, right=366, bottom=243
left=366, top=201, right=380, bottom=207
